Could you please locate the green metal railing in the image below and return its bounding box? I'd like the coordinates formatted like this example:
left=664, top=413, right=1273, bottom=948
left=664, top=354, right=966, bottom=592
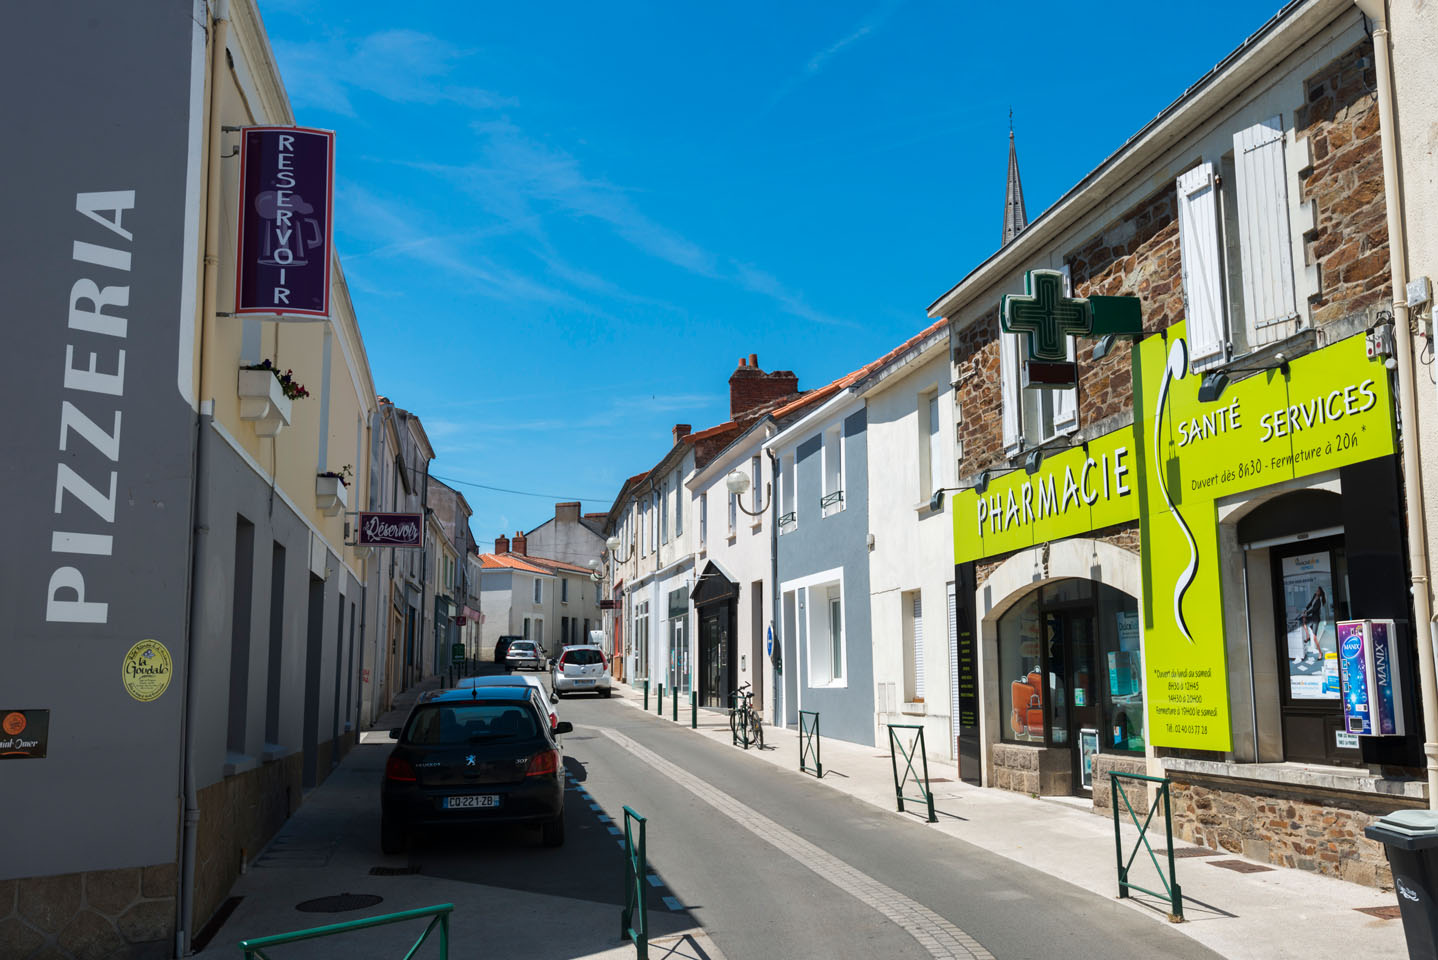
left=621, top=806, right=649, bottom=959
left=799, top=710, right=823, bottom=778
left=238, top=903, right=452, bottom=960
left=1110, top=771, right=1183, bottom=922
left=887, top=724, right=937, bottom=823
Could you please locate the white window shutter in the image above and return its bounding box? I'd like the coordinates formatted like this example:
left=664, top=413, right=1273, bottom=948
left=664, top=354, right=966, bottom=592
left=1176, top=163, right=1227, bottom=372
left=912, top=593, right=926, bottom=700
left=947, top=583, right=959, bottom=744
left=1052, top=265, right=1080, bottom=434
left=999, top=329, right=1023, bottom=455
left=1234, top=116, right=1298, bottom=331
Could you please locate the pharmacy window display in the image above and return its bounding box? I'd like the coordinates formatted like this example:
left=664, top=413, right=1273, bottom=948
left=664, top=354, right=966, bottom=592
left=998, top=579, right=1144, bottom=793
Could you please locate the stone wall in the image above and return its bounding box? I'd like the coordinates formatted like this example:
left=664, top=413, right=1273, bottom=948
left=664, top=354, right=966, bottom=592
left=1091, top=753, right=1149, bottom=815
left=1298, top=39, right=1390, bottom=328
left=1168, top=774, right=1412, bottom=888
left=991, top=742, right=1071, bottom=796
left=0, top=864, right=175, bottom=960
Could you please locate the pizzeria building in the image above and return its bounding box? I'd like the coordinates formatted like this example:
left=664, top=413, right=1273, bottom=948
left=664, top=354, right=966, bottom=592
left=932, top=0, right=1428, bottom=887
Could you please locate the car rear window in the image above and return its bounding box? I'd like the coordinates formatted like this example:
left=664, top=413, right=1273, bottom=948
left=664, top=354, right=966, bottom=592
left=563, top=649, right=604, bottom=666
left=404, top=702, right=541, bottom=744
left=508, top=642, right=537, bottom=652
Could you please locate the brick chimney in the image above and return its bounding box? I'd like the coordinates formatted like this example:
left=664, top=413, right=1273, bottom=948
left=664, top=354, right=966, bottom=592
left=512, top=530, right=527, bottom=556
left=556, top=501, right=580, bottom=524
left=729, top=354, right=800, bottom=418
left=494, top=534, right=510, bottom=555
left=673, top=423, right=692, bottom=444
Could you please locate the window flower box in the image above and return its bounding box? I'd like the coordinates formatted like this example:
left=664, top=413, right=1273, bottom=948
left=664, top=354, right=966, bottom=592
left=315, top=473, right=349, bottom=517
left=237, top=368, right=292, bottom=437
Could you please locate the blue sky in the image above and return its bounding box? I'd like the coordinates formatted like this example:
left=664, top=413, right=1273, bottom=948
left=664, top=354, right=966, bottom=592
left=261, top=0, right=1284, bottom=542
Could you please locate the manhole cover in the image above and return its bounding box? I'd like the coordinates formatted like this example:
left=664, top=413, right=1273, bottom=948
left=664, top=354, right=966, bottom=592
left=1155, top=847, right=1223, bottom=858
left=1356, top=905, right=1402, bottom=920
left=295, top=893, right=384, bottom=913
left=1206, top=859, right=1274, bottom=874
left=369, top=866, right=420, bottom=876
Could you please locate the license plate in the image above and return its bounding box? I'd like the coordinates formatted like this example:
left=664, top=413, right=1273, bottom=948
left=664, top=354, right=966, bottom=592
left=574, top=679, right=594, bottom=686
left=443, top=795, right=500, bottom=809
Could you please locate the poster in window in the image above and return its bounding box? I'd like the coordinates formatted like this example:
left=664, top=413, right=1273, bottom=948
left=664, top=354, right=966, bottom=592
left=1079, top=728, right=1099, bottom=790
left=1281, top=552, right=1339, bottom=700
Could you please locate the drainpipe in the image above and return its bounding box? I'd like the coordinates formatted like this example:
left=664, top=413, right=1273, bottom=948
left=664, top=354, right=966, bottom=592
left=1355, top=0, right=1438, bottom=809
left=175, top=2, right=229, bottom=955
left=767, top=447, right=781, bottom=728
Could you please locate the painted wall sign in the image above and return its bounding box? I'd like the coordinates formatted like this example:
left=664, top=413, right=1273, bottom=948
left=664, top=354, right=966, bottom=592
left=1135, top=324, right=1396, bottom=751
left=121, top=640, right=173, bottom=703
left=356, top=511, right=423, bottom=547
left=953, top=425, right=1139, bottom=563
left=234, top=126, right=335, bottom=318
left=0, top=710, right=49, bottom=759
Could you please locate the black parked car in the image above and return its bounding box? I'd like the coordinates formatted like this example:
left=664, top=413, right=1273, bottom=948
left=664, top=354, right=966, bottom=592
left=493, top=634, right=523, bottom=663
left=381, top=685, right=571, bottom=853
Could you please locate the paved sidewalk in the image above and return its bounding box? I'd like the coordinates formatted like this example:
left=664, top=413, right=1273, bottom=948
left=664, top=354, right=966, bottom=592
left=605, top=679, right=1408, bottom=960
left=196, top=674, right=725, bottom=960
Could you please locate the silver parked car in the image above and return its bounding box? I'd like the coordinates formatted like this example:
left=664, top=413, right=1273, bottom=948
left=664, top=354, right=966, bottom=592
left=504, top=639, right=544, bottom=671
left=551, top=646, right=611, bottom=698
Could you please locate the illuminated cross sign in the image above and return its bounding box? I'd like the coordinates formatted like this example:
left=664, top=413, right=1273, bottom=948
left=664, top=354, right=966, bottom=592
left=1001, top=269, right=1143, bottom=389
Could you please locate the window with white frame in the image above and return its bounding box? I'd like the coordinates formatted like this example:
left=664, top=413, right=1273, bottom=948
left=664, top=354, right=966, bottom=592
left=779, top=453, right=796, bottom=532
left=919, top=390, right=943, bottom=501
left=902, top=589, right=925, bottom=703
left=673, top=470, right=683, bottom=536
left=805, top=580, right=845, bottom=685
left=652, top=492, right=659, bottom=552
left=533, top=578, right=542, bottom=604
left=821, top=426, right=844, bottom=516
left=1177, top=115, right=1301, bottom=373
left=661, top=478, right=669, bottom=544
left=999, top=266, right=1078, bottom=456
left=699, top=491, right=707, bottom=547
left=561, top=578, right=569, bottom=603
left=728, top=490, right=737, bottom=535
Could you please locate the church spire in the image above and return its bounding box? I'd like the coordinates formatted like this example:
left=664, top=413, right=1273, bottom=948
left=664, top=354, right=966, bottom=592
left=1002, top=120, right=1028, bottom=247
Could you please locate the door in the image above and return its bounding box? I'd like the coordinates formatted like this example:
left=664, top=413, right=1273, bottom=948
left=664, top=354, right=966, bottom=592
left=699, top=608, right=729, bottom=707
left=1271, top=536, right=1358, bottom=765
left=1044, top=609, right=1099, bottom=795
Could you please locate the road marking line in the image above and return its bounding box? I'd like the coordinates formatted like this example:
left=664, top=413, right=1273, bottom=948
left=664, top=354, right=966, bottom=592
left=662, top=896, right=684, bottom=911
left=599, top=728, right=993, bottom=960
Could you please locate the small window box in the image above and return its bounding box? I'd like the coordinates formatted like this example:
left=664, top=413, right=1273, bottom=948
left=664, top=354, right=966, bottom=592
left=315, top=474, right=349, bottom=517
left=237, top=368, right=292, bottom=438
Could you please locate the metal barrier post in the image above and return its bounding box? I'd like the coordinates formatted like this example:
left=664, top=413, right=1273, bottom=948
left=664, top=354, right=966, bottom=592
left=643, top=679, right=649, bottom=710
left=1110, top=771, right=1184, bottom=922
left=799, top=710, right=823, bottom=778
left=886, top=724, right=937, bottom=823
left=672, top=686, right=678, bottom=722
left=691, top=691, right=697, bottom=729
left=238, top=903, right=454, bottom=960
left=657, top=684, right=663, bottom=716
left=621, top=806, right=649, bottom=959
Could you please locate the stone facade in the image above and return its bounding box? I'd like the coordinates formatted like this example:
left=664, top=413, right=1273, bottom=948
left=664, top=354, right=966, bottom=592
left=991, top=743, right=1071, bottom=796
left=1298, top=39, right=1390, bottom=328
left=0, top=864, right=175, bottom=960
left=1090, top=754, right=1149, bottom=816
left=1168, top=774, right=1410, bottom=889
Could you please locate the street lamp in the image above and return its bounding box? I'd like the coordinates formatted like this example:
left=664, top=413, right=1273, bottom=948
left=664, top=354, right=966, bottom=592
left=725, top=469, right=771, bottom=517
left=588, top=557, right=603, bottom=583
left=605, top=535, right=632, bottom=564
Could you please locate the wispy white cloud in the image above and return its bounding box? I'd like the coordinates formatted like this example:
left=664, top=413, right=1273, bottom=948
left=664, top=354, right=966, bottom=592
left=272, top=30, right=514, bottom=117
left=766, top=1, right=904, bottom=111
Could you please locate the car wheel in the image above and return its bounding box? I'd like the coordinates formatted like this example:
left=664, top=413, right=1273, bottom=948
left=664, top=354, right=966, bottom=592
left=542, top=813, right=565, bottom=848
left=380, top=816, right=407, bottom=855
left=554, top=690, right=565, bottom=699
left=600, top=688, right=612, bottom=698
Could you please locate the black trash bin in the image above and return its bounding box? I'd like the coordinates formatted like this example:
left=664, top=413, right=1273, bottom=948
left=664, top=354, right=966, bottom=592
left=1366, top=809, right=1438, bottom=959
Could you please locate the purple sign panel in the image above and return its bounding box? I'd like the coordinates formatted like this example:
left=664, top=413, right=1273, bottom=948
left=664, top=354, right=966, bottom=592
left=357, top=512, right=424, bottom=548
left=235, top=126, right=335, bottom=318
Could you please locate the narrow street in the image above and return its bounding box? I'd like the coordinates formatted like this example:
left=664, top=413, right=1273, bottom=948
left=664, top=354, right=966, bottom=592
left=203, top=668, right=1224, bottom=960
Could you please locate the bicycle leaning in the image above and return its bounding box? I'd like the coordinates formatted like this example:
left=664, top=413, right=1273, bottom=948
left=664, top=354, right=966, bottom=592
left=729, top=682, right=764, bottom=750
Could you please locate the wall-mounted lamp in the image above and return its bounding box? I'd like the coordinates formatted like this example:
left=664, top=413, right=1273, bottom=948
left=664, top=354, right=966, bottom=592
left=1024, top=449, right=1044, bottom=474
left=928, top=485, right=966, bottom=512
left=1196, top=353, right=1290, bottom=403
left=1091, top=334, right=1118, bottom=361
left=726, top=469, right=771, bottom=517
left=588, top=558, right=603, bottom=583
left=604, top=535, right=632, bottom=565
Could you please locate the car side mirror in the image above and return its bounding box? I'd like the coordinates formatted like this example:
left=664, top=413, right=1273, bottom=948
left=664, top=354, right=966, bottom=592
left=388, top=728, right=401, bottom=740
left=554, top=721, right=573, bottom=735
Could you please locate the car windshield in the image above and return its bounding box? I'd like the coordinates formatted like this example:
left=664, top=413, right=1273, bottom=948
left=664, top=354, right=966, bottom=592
left=564, top=649, right=603, bottom=666
left=404, top=703, right=541, bottom=744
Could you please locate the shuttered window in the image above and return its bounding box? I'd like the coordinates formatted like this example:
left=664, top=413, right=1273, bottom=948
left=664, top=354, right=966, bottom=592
left=999, top=328, right=1022, bottom=455
left=1234, top=116, right=1298, bottom=332
left=1051, top=265, right=1080, bottom=434
left=912, top=593, right=926, bottom=700
left=1176, top=162, right=1227, bottom=372
left=947, top=582, right=959, bottom=751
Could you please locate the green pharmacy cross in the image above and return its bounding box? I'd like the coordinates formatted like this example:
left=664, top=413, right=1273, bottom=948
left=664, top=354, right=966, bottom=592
left=1001, top=269, right=1143, bottom=389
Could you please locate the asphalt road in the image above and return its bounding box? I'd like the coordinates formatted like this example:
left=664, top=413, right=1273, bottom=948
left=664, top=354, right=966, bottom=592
left=408, top=669, right=1223, bottom=960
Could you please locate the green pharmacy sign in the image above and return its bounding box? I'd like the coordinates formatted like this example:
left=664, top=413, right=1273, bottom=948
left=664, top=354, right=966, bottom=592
left=1001, top=269, right=1143, bottom=388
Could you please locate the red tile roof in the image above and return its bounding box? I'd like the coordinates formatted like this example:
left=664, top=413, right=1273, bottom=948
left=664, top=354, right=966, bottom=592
left=478, top=553, right=551, bottom=575
left=771, top=315, right=949, bottom=418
